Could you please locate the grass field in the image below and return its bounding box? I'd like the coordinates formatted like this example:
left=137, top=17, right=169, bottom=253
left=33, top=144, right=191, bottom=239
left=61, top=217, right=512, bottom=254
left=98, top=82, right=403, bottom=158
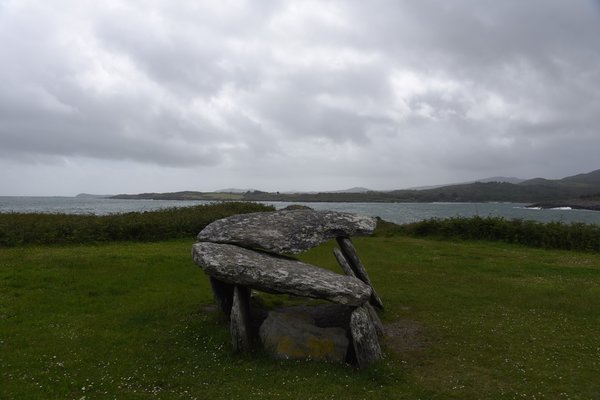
left=2, top=235, right=600, bottom=399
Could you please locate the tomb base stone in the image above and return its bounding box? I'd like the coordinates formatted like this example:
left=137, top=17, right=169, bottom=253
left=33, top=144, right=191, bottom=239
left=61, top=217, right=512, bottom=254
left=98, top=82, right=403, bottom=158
left=259, top=309, right=349, bottom=363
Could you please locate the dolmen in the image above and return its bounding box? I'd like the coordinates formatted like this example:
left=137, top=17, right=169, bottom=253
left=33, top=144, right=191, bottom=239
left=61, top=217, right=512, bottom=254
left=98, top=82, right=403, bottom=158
left=191, top=207, right=384, bottom=367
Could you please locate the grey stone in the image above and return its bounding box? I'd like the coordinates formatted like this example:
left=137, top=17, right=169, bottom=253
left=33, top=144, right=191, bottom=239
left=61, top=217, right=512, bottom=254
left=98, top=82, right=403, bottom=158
left=333, top=247, right=355, bottom=277
left=193, top=242, right=372, bottom=306
left=349, top=306, right=383, bottom=367
left=197, top=209, right=377, bottom=254
left=365, top=303, right=385, bottom=337
left=336, top=237, right=384, bottom=309
left=259, top=310, right=349, bottom=362
left=333, top=248, right=384, bottom=337
left=230, top=285, right=252, bottom=352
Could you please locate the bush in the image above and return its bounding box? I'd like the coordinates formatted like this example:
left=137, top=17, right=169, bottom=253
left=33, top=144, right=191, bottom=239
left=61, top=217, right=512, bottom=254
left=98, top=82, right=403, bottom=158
left=0, top=202, right=274, bottom=247
left=375, top=216, right=600, bottom=252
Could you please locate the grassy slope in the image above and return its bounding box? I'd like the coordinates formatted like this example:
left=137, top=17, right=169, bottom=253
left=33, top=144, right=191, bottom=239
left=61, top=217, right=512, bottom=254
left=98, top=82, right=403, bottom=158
left=1, top=237, right=600, bottom=399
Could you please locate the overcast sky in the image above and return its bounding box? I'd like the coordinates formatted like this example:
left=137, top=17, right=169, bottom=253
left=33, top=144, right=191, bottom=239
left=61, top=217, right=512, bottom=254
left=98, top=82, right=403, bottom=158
left=1, top=0, right=600, bottom=195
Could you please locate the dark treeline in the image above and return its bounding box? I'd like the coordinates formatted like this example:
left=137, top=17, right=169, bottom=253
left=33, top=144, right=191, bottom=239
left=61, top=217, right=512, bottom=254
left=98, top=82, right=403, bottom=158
left=0, top=202, right=274, bottom=247
left=375, top=216, right=600, bottom=252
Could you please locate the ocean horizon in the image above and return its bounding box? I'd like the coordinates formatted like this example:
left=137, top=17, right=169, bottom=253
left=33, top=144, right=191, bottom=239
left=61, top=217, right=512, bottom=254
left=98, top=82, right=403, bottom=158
left=2, top=196, right=600, bottom=226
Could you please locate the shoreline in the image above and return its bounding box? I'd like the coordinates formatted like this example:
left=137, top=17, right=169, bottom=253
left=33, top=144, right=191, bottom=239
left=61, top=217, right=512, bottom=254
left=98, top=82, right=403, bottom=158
left=527, top=201, right=600, bottom=212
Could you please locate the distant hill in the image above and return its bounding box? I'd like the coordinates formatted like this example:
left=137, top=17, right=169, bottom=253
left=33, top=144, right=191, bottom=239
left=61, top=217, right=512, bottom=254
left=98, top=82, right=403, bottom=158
left=75, top=193, right=113, bottom=198
left=215, top=188, right=259, bottom=194
left=409, top=176, right=525, bottom=190
left=520, top=169, right=600, bottom=193
left=325, top=187, right=373, bottom=193
left=391, top=169, right=600, bottom=202
left=562, top=169, right=600, bottom=185
left=111, top=191, right=242, bottom=201
left=110, top=169, right=600, bottom=206
left=479, top=176, right=525, bottom=184
left=387, top=182, right=562, bottom=203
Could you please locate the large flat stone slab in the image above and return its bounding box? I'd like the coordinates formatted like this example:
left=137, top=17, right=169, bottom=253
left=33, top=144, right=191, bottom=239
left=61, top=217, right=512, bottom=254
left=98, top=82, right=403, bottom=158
left=192, top=242, right=372, bottom=306
left=196, top=209, right=377, bottom=254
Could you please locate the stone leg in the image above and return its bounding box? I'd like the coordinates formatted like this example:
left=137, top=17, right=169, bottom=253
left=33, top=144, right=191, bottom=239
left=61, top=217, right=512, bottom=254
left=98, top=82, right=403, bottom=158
left=230, top=285, right=252, bottom=352
left=349, top=306, right=382, bottom=367
left=334, top=248, right=383, bottom=337
left=333, top=247, right=355, bottom=277
left=365, top=303, right=384, bottom=337
left=209, top=277, right=234, bottom=319
left=336, top=237, right=384, bottom=309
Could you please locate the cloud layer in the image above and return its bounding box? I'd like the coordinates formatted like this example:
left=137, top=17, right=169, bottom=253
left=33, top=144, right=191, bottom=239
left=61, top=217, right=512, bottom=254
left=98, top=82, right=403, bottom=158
left=1, top=0, right=600, bottom=194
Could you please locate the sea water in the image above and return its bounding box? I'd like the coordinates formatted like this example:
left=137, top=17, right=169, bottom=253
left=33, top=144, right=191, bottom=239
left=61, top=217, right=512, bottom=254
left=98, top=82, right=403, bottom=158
left=0, top=196, right=212, bottom=216
left=2, top=196, right=600, bottom=225
left=267, top=201, right=600, bottom=225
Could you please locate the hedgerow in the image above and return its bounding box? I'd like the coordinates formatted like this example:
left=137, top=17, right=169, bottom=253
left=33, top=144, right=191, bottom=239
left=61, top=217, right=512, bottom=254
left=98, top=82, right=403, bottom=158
left=374, top=216, right=600, bottom=252
left=0, top=202, right=274, bottom=247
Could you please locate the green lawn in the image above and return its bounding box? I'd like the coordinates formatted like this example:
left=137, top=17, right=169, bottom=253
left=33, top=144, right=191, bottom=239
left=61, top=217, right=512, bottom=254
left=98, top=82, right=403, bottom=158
left=1, top=236, right=600, bottom=399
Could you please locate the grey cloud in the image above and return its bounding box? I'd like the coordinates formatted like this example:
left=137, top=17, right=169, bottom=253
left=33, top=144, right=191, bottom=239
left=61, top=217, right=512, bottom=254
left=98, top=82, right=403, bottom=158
left=91, top=2, right=277, bottom=96
left=1, top=0, right=600, bottom=195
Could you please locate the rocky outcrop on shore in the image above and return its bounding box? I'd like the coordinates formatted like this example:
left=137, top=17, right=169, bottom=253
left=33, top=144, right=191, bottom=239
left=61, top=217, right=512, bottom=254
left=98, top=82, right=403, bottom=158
left=527, top=200, right=600, bottom=211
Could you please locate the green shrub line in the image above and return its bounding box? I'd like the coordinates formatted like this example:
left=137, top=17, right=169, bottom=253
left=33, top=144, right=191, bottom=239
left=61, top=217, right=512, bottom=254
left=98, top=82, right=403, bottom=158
left=376, top=216, right=600, bottom=252
left=3, top=203, right=599, bottom=252
left=0, top=202, right=274, bottom=247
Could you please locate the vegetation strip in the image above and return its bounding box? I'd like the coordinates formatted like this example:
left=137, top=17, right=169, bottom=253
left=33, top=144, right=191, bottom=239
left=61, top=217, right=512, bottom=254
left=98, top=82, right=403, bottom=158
left=0, top=202, right=274, bottom=247
left=375, top=216, right=600, bottom=252
left=2, top=200, right=600, bottom=254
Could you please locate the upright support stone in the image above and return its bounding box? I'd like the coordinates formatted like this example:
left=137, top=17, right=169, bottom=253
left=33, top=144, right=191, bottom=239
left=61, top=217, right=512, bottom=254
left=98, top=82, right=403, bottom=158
left=209, top=277, right=234, bottom=319
left=336, top=237, right=384, bottom=309
left=334, top=248, right=384, bottom=337
left=365, top=303, right=384, bottom=338
left=333, top=247, right=355, bottom=277
left=350, top=306, right=382, bottom=367
left=230, top=285, right=252, bottom=352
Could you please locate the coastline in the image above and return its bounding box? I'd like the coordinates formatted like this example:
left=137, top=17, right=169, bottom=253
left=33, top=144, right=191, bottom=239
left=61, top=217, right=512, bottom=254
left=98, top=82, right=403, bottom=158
left=527, top=200, right=600, bottom=212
